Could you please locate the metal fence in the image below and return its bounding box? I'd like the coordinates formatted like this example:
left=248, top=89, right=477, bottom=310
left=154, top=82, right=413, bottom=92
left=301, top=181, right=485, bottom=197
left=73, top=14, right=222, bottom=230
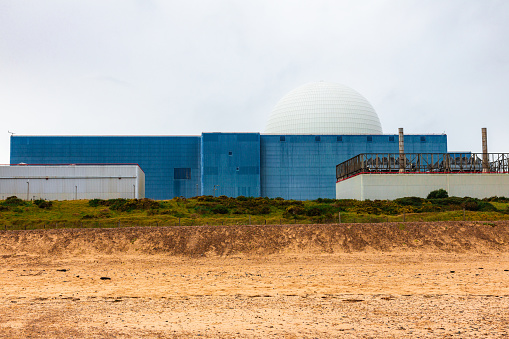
left=336, top=153, right=509, bottom=181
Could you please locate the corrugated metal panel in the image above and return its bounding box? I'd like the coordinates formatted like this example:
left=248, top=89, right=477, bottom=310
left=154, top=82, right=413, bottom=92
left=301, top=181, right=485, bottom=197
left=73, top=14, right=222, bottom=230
left=201, top=133, right=261, bottom=197
left=0, top=165, right=144, bottom=201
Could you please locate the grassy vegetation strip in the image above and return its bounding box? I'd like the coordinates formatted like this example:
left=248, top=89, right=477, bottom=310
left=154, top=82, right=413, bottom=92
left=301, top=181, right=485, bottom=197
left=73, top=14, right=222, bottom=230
left=0, top=195, right=508, bottom=230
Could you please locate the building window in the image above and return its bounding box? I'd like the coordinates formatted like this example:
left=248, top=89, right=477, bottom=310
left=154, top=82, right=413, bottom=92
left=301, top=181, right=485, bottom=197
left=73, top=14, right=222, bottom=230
left=228, top=151, right=233, bottom=156
left=315, top=136, right=321, bottom=142
left=389, top=136, right=395, bottom=142
left=280, top=136, right=285, bottom=142
left=421, top=136, right=426, bottom=143
left=367, top=136, right=373, bottom=143
left=337, top=136, right=343, bottom=142
left=174, top=168, right=191, bottom=180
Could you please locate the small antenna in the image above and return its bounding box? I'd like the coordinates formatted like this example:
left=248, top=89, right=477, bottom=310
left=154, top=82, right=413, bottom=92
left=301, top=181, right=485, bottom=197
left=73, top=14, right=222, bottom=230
left=8, top=131, right=15, bottom=135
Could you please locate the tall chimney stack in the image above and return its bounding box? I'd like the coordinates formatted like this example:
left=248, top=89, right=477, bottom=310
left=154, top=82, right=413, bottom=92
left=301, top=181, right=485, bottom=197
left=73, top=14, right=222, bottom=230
left=482, top=127, right=489, bottom=173
left=399, top=128, right=405, bottom=173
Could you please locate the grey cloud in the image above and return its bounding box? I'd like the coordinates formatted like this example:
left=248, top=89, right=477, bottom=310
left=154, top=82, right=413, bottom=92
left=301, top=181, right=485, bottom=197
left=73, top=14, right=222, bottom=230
left=1, top=0, right=508, bottom=163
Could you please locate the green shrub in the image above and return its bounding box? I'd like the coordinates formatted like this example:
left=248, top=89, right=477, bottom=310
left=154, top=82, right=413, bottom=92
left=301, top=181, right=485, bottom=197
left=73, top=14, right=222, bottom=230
left=89, top=198, right=161, bottom=212
left=34, top=199, right=52, bottom=209
left=443, top=197, right=467, bottom=205
left=314, top=198, right=336, bottom=203
left=239, top=198, right=260, bottom=208
left=477, top=201, right=497, bottom=212
left=305, top=206, right=322, bottom=216
left=463, top=198, right=480, bottom=211
left=485, top=196, right=509, bottom=203
left=211, top=205, right=229, bottom=214
left=427, top=189, right=448, bottom=199
left=284, top=205, right=305, bottom=217
left=305, top=204, right=335, bottom=217
left=137, top=199, right=162, bottom=210
left=194, top=205, right=212, bottom=215
left=252, top=205, right=271, bottom=215
left=195, top=195, right=216, bottom=202
left=107, top=199, right=130, bottom=211
left=89, top=199, right=104, bottom=207
left=3, top=196, right=25, bottom=206
left=394, top=196, right=424, bottom=207
left=269, top=198, right=304, bottom=208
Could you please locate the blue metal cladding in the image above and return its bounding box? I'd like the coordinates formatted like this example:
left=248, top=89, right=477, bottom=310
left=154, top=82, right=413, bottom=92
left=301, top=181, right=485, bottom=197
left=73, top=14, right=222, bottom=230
left=201, top=133, right=261, bottom=197
left=260, top=134, right=447, bottom=200
left=10, top=136, right=201, bottom=200
left=10, top=133, right=447, bottom=200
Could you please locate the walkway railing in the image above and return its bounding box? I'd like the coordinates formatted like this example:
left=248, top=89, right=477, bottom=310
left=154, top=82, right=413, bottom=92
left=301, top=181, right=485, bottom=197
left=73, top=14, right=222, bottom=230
left=336, top=153, right=509, bottom=181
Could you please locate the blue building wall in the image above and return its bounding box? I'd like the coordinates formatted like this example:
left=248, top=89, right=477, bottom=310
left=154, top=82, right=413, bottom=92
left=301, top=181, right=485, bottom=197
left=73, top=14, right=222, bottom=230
left=10, top=136, right=201, bottom=200
left=260, top=134, right=447, bottom=200
left=10, top=133, right=447, bottom=200
left=201, top=133, right=260, bottom=197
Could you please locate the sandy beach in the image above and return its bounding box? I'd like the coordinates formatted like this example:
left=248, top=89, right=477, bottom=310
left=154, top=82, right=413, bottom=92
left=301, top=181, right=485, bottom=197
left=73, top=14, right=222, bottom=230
left=1, top=222, right=508, bottom=338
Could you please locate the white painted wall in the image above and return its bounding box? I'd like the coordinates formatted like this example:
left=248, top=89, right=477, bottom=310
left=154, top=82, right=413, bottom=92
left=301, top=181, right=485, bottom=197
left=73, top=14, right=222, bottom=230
left=0, top=165, right=145, bottom=201
left=336, top=173, right=509, bottom=200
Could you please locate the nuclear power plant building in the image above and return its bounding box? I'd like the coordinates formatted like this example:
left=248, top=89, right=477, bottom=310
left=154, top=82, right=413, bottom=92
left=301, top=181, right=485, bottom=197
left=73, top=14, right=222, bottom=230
left=10, top=82, right=447, bottom=200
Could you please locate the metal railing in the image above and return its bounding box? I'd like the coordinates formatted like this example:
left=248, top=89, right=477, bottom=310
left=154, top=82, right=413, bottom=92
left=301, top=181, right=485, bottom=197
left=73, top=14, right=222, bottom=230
left=336, top=153, right=509, bottom=181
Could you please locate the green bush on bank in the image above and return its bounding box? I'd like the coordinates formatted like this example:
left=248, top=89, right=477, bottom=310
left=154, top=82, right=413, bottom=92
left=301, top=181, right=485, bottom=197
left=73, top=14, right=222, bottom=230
left=88, top=198, right=161, bottom=211
left=34, top=199, right=52, bottom=209
left=2, top=196, right=26, bottom=207
left=427, top=188, right=449, bottom=199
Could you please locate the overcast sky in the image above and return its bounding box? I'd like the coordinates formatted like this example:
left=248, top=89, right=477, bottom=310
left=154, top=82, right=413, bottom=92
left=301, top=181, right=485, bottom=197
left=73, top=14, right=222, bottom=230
left=1, top=0, right=508, bottom=164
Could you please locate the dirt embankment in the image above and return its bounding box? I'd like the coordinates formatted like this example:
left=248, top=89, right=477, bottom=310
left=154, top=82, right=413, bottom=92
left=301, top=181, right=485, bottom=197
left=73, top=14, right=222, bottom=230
left=0, top=221, right=508, bottom=257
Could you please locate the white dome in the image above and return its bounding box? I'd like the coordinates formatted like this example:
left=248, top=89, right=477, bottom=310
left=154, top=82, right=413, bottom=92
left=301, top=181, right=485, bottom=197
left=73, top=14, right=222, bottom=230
left=265, top=82, right=383, bottom=135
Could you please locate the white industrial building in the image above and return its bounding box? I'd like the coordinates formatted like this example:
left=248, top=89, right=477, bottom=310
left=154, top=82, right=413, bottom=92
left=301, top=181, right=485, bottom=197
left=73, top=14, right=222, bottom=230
left=336, top=128, right=509, bottom=200
left=0, top=165, right=145, bottom=201
left=336, top=173, right=509, bottom=200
